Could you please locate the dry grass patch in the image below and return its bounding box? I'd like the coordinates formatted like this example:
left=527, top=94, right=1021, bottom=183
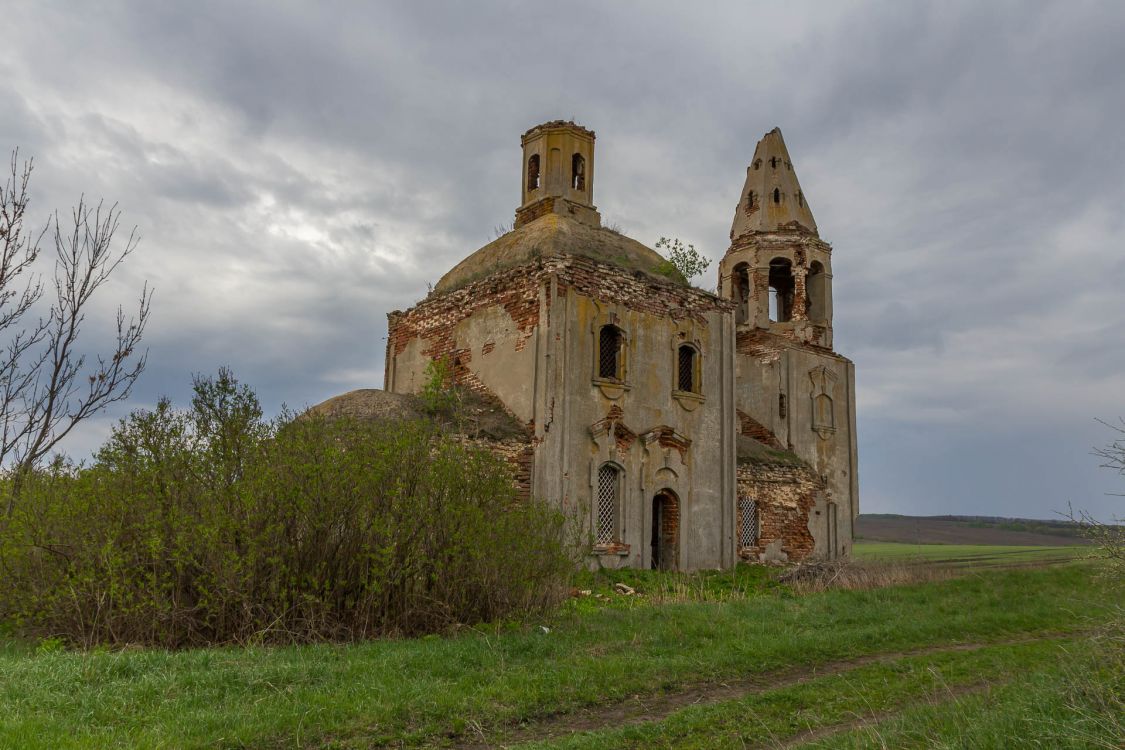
left=779, top=559, right=960, bottom=593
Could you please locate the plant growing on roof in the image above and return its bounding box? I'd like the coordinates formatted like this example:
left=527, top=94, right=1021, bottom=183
left=655, top=236, right=710, bottom=282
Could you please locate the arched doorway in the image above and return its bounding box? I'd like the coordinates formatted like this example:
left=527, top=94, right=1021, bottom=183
left=651, top=490, right=680, bottom=570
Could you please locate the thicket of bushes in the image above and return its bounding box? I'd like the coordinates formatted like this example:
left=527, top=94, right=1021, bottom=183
left=0, top=371, right=576, bottom=647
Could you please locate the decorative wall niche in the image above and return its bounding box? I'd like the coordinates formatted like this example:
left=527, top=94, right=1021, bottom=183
left=809, top=365, right=837, bottom=439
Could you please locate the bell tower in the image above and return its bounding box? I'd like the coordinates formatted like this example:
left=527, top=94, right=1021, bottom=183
left=515, top=120, right=601, bottom=229
left=718, top=127, right=835, bottom=349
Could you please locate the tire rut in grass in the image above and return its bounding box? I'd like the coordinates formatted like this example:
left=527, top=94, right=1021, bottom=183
left=767, top=681, right=991, bottom=749
left=446, top=632, right=1067, bottom=749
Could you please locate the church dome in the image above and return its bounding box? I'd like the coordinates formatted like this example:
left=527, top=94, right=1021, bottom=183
left=434, top=213, right=685, bottom=293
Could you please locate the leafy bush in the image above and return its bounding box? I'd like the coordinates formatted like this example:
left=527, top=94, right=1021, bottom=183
left=0, top=373, right=575, bottom=647
left=654, top=236, right=710, bottom=283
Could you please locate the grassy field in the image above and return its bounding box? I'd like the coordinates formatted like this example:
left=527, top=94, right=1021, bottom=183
left=0, top=558, right=1118, bottom=749
left=853, top=541, right=1090, bottom=567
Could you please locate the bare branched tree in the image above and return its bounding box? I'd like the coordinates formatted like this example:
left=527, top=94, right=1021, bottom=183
left=1, top=150, right=151, bottom=513
left=1084, top=417, right=1125, bottom=573
left=1093, top=417, right=1125, bottom=489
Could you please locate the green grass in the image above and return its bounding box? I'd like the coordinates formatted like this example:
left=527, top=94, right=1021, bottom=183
left=0, top=563, right=1114, bottom=749
left=853, top=541, right=1090, bottom=566
left=516, top=635, right=1109, bottom=749
left=811, top=634, right=1123, bottom=749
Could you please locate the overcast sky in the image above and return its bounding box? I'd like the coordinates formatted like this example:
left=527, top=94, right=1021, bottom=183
left=3, top=1, right=1123, bottom=521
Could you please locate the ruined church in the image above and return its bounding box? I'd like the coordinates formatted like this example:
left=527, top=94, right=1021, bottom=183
left=317, top=121, right=858, bottom=570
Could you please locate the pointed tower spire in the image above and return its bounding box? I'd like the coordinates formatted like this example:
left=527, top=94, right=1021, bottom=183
left=729, top=128, right=817, bottom=240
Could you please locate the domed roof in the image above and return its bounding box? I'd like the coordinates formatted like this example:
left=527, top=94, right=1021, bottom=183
left=307, top=388, right=423, bottom=422
left=306, top=388, right=529, bottom=442
left=435, top=213, right=685, bottom=293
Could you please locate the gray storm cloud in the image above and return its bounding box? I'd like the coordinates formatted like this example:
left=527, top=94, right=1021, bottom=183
left=2, top=0, right=1123, bottom=520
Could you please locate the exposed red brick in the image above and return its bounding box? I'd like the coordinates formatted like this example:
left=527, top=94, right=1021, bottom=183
left=736, top=462, right=823, bottom=563
left=737, top=409, right=783, bottom=449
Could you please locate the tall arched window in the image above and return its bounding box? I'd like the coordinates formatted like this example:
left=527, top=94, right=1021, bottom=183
left=527, top=154, right=540, bottom=191
left=732, top=262, right=751, bottom=324
left=807, top=261, right=826, bottom=321
left=768, top=257, right=795, bottom=322
left=572, top=153, right=586, bottom=190
left=596, top=464, right=621, bottom=545
left=677, top=344, right=700, bottom=393
left=738, top=496, right=759, bottom=548
left=598, top=325, right=624, bottom=380
left=773, top=187, right=781, bottom=204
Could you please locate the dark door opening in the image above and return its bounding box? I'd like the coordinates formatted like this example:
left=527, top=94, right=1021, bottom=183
left=651, top=491, right=679, bottom=570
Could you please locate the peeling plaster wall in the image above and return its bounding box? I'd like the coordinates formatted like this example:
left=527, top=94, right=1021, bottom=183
left=387, top=253, right=740, bottom=572
left=736, top=461, right=827, bottom=563
left=734, top=329, right=858, bottom=558
left=385, top=265, right=541, bottom=419
left=549, top=258, right=736, bottom=572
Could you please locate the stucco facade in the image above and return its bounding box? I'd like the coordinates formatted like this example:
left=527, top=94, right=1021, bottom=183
left=379, top=121, right=858, bottom=570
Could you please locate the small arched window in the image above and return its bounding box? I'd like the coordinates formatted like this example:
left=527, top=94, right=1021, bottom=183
left=753, top=159, right=762, bottom=170
left=677, top=344, right=700, bottom=393
left=797, top=191, right=804, bottom=207
left=732, top=262, right=751, bottom=324
left=807, top=261, right=826, bottom=321
left=598, top=325, right=624, bottom=380
left=773, top=187, right=781, bottom=204
left=527, top=154, right=540, bottom=191
left=770, top=156, right=777, bottom=169
left=746, top=190, right=756, bottom=210
left=596, top=463, right=621, bottom=545
left=572, top=153, right=586, bottom=190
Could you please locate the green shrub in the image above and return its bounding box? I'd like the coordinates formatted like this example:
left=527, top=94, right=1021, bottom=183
left=0, top=373, right=574, bottom=647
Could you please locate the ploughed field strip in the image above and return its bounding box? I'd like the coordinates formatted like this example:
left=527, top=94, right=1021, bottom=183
left=444, top=632, right=1080, bottom=749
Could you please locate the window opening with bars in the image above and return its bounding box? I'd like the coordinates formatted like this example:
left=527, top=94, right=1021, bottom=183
left=677, top=345, right=697, bottom=393
left=596, top=464, right=620, bottom=545
left=738, top=497, right=759, bottom=548
left=599, top=325, right=622, bottom=380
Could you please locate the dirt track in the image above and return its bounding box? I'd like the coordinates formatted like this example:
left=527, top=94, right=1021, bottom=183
left=447, top=632, right=1071, bottom=749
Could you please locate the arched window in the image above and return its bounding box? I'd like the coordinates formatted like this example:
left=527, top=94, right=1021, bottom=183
left=773, top=187, right=781, bottom=204
left=746, top=190, right=756, bottom=210
left=527, top=154, right=540, bottom=191
left=770, top=156, right=777, bottom=169
left=572, top=153, right=586, bottom=190
left=732, top=262, right=751, bottom=324
left=596, top=463, right=621, bottom=545
left=807, top=261, right=826, bottom=321
left=753, top=159, right=761, bottom=170
left=797, top=190, right=804, bottom=207
left=738, top=496, right=759, bottom=548
left=768, top=257, right=795, bottom=322
left=598, top=325, right=624, bottom=380
left=677, top=344, right=700, bottom=393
